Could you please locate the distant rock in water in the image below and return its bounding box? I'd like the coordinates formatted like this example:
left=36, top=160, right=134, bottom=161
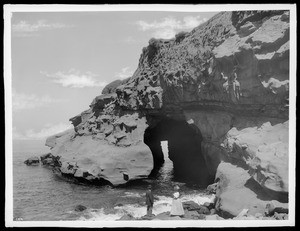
left=24, top=157, right=40, bottom=166
left=45, top=10, right=290, bottom=218
left=74, top=205, right=87, bottom=212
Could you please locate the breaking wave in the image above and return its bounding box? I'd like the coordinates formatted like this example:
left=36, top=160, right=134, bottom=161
left=78, top=193, right=215, bottom=221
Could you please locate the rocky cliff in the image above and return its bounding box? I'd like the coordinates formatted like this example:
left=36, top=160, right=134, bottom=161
left=46, top=10, right=290, bottom=217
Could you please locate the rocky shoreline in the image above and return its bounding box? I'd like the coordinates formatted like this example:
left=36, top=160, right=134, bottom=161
left=112, top=183, right=288, bottom=221
left=25, top=153, right=289, bottom=221
left=73, top=184, right=289, bottom=221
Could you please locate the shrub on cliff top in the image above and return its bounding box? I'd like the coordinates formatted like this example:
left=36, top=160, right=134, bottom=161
left=101, top=77, right=131, bottom=94
left=175, top=31, right=188, bottom=43
left=149, top=38, right=159, bottom=46
left=147, top=38, right=160, bottom=64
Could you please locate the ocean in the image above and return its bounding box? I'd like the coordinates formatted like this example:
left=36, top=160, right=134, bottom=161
left=12, top=140, right=213, bottom=221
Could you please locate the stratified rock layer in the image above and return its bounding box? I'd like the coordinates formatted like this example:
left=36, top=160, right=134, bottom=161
left=46, top=10, right=290, bottom=217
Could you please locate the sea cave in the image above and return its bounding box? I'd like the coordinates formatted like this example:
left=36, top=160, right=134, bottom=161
left=144, top=116, right=213, bottom=187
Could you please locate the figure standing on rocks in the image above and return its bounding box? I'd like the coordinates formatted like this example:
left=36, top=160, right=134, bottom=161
left=145, top=185, right=154, bottom=216
left=170, top=185, right=185, bottom=218
left=221, top=67, right=241, bottom=102
left=221, top=72, right=229, bottom=93
left=232, top=67, right=241, bottom=100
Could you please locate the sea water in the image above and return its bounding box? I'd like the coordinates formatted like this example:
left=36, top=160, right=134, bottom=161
left=12, top=140, right=214, bottom=221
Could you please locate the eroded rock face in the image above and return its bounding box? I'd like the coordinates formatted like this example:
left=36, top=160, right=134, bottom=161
left=45, top=10, right=290, bottom=215
left=46, top=113, right=153, bottom=185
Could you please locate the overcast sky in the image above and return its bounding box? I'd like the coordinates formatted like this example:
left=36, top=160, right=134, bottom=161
left=11, top=10, right=218, bottom=143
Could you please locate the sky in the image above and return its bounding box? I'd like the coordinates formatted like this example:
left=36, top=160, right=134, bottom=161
left=10, top=10, right=218, bottom=146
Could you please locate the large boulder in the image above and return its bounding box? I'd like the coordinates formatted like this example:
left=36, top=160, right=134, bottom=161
left=182, top=201, right=201, bottom=211
left=214, top=161, right=288, bottom=218
left=215, top=161, right=264, bottom=217
left=211, top=119, right=289, bottom=217
left=222, top=121, right=289, bottom=193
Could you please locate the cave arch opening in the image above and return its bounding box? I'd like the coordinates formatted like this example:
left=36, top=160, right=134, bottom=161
left=144, top=117, right=213, bottom=187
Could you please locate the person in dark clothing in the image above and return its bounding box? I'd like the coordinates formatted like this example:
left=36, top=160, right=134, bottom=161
left=145, top=185, right=154, bottom=216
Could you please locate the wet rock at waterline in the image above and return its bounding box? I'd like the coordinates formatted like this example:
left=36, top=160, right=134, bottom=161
left=203, top=202, right=215, bottom=210
left=206, top=182, right=218, bottom=194
left=182, top=201, right=211, bottom=215
left=183, top=210, right=205, bottom=220
left=44, top=10, right=290, bottom=218
left=183, top=201, right=202, bottom=211
left=197, top=205, right=211, bottom=215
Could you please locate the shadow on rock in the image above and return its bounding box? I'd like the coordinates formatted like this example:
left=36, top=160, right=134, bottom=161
left=244, top=177, right=288, bottom=203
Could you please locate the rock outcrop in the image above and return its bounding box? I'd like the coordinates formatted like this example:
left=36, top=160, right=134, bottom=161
left=46, top=121, right=153, bottom=185
left=24, top=156, right=40, bottom=166
left=46, top=10, right=290, bottom=217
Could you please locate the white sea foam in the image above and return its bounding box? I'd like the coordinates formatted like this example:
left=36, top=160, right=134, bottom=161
left=115, top=204, right=147, bottom=218
left=80, top=193, right=214, bottom=221
left=78, top=208, right=123, bottom=221
left=152, top=195, right=173, bottom=215
left=181, top=193, right=215, bottom=205
left=121, top=192, right=142, bottom=198
left=115, top=195, right=173, bottom=218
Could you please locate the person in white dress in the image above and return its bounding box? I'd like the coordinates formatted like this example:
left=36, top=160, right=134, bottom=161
left=170, top=185, right=185, bottom=217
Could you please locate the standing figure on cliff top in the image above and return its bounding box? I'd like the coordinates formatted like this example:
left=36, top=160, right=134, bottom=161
left=170, top=185, right=185, bottom=217
left=220, top=72, right=229, bottom=93
left=145, top=185, right=154, bottom=216
left=232, top=67, right=241, bottom=100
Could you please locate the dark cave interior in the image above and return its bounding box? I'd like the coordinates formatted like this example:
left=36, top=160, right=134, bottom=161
left=144, top=116, right=213, bottom=187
